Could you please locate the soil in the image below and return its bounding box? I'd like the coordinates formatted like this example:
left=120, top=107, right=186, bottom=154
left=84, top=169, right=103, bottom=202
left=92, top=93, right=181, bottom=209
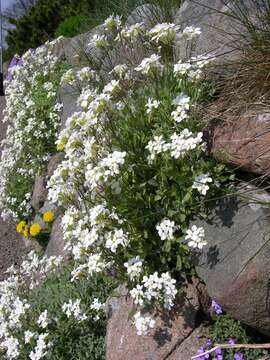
left=0, top=96, right=29, bottom=280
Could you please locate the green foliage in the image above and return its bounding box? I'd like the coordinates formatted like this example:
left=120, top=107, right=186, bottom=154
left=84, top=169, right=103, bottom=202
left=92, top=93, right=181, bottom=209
left=211, top=315, right=268, bottom=359
left=17, top=265, right=115, bottom=359
left=55, top=15, right=94, bottom=38
left=6, top=0, right=94, bottom=56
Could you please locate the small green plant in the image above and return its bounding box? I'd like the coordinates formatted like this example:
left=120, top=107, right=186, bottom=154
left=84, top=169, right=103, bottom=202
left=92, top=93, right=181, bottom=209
left=203, top=314, right=269, bottom=360
left=0, top=259, right=116, bottom=360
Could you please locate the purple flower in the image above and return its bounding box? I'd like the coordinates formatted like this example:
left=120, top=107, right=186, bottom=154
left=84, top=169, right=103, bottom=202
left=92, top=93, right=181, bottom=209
left=206, top=339, right=213, bottom=347
left=196, top=347, right=209, bottom=360
left=215, top=347, right=222, bottom=355
left=234, top=354, right=244, bottom=360
left=228, top=338, right=236, bottom=345
left=211, top=300, right=223, bottom=315
left=213, top=356, right=223, bottom=360
left=6, top=55, right=21, bottom=81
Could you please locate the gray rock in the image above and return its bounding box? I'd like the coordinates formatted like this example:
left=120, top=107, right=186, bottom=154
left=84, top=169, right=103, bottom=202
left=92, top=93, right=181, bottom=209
left=58, top=83, right=81, bottom=129
left=31, top=175, right=47, bottom=212
left=194, top=184, right=270, bottom=335
left=45, top=215, right=66, bottom=258
left=167, top=324, right=210, bottom=360
left=126, top=3, right=159, bottom=27
left=173, top=0, right=248, bottom=67
left=63, top=25, right=105, bottom=67
left=47, top=153, right=64, bottom=178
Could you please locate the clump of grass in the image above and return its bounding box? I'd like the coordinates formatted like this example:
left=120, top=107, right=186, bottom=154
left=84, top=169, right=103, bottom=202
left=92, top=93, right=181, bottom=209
left=201, top=0, right=270, bottom=121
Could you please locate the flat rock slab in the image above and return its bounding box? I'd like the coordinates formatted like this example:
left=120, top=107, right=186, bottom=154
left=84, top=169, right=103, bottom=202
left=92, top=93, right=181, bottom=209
left=194, top=184, right=270, bottom=335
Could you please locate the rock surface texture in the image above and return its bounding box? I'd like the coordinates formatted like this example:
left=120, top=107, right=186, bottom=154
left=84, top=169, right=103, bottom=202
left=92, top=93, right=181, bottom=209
left=45, top=215, right=66, bottom=258
left=194, top=184, right=270, bottom=336
left=106, top=280, right=210, bottom=360
left=174, top=0, right=247, bottom=67
left=208, top=111, right=270, bottom=175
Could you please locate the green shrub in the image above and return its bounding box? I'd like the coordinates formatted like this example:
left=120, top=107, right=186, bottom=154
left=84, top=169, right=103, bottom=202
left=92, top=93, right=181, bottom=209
left=55, top=14, right=94, bottom=38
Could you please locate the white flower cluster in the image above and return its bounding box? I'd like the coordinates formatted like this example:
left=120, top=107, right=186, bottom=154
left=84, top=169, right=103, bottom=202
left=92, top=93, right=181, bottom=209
left=0, top=38, right=63, bottom=220
left=146, top=97, right=160, bottom=114
left=149, top=23, right=179, bottom=44
left=174, top=54, right=215, bottom=81
left=171, top=94, right=190, bottom=123
left=192, top=173, right=213, bottom=195
left=156, top=218, right=177, bottom=241
left=134, top=311, right=156, bottom=336
left=124, top=256, right=143, bottom=281
left=130, top=272, right=177, bottom=310
left=29, top=333, right=52, bottom=360
left=37, top=310, right=50, bottom=329
left=62, top=299, right=87, bottom=322
left=135, top=54, right=164, bottom=75
left=146, top=129, right=203, bottom=160
left=185, top=225, right=207, bottom=249
left=90, top=298, right=105, bottom=321
left=118, top=22, right=145, bottom=41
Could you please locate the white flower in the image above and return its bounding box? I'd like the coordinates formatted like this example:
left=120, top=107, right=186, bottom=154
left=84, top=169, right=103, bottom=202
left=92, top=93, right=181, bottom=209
left=90, top=298, right=105, bottom=320
left=135, top=54, right=164, bottom=75
left=145, top=98, right=160, bottom=114
left=130, top=284, right=144, bottom=306
left=90, top=34, right=110, bottom=49
left=62, top=299, right=87, bottom=322
left=104, top=14, right=122, bottom=31
left=105, top=228, right=129, bottom=253
left=103, top=79, right=120, bottom=96
left=29, top=333, right=52, bottom=360
left=149, top=23, right=179, bottom=44
left=110, top=64, right=129, bottom=80
left=156, top=218, right=176, bottom=241
left=124, top=256, right=143, bottom=280
left=134, top=312, right=156, bottom=335
left=185, top=225, right=207, bottom=249
left=1, top=336, right=20, bottom=359
left=25, top=330, right=35, bottom=344
left=181, top=26, right=201, bottom=40
left=37, top=310, right=49, bottom=329
left=169, top=129, right=203, bottom=159
left=78, top=67, right=98, bottom=83
left=192, top=173, right=212, bottom=195
left=145, top=135, right=166, bottom=160
left=171, top=94, right=190, bottom=123
left=173, top=61, right=192, bottom=76
left=118, top=23, right=144, bottom=40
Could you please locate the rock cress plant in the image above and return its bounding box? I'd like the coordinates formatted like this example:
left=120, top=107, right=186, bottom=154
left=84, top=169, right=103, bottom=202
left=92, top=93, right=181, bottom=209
left=48, top=16, right=227, bottom=336
left=0, top=38, right=65, bottom=221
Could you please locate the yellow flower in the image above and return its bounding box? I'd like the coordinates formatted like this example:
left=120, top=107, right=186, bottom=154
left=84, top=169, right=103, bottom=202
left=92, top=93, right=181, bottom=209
left=30, top=223, right=41, bottom=237
left=23, top=226, right=29, bottom=238
left=43, top=211, right=55, bottom=223
left=16, top=220, right=26, bottom=234
left=57, top=142, right=65, bottom=152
